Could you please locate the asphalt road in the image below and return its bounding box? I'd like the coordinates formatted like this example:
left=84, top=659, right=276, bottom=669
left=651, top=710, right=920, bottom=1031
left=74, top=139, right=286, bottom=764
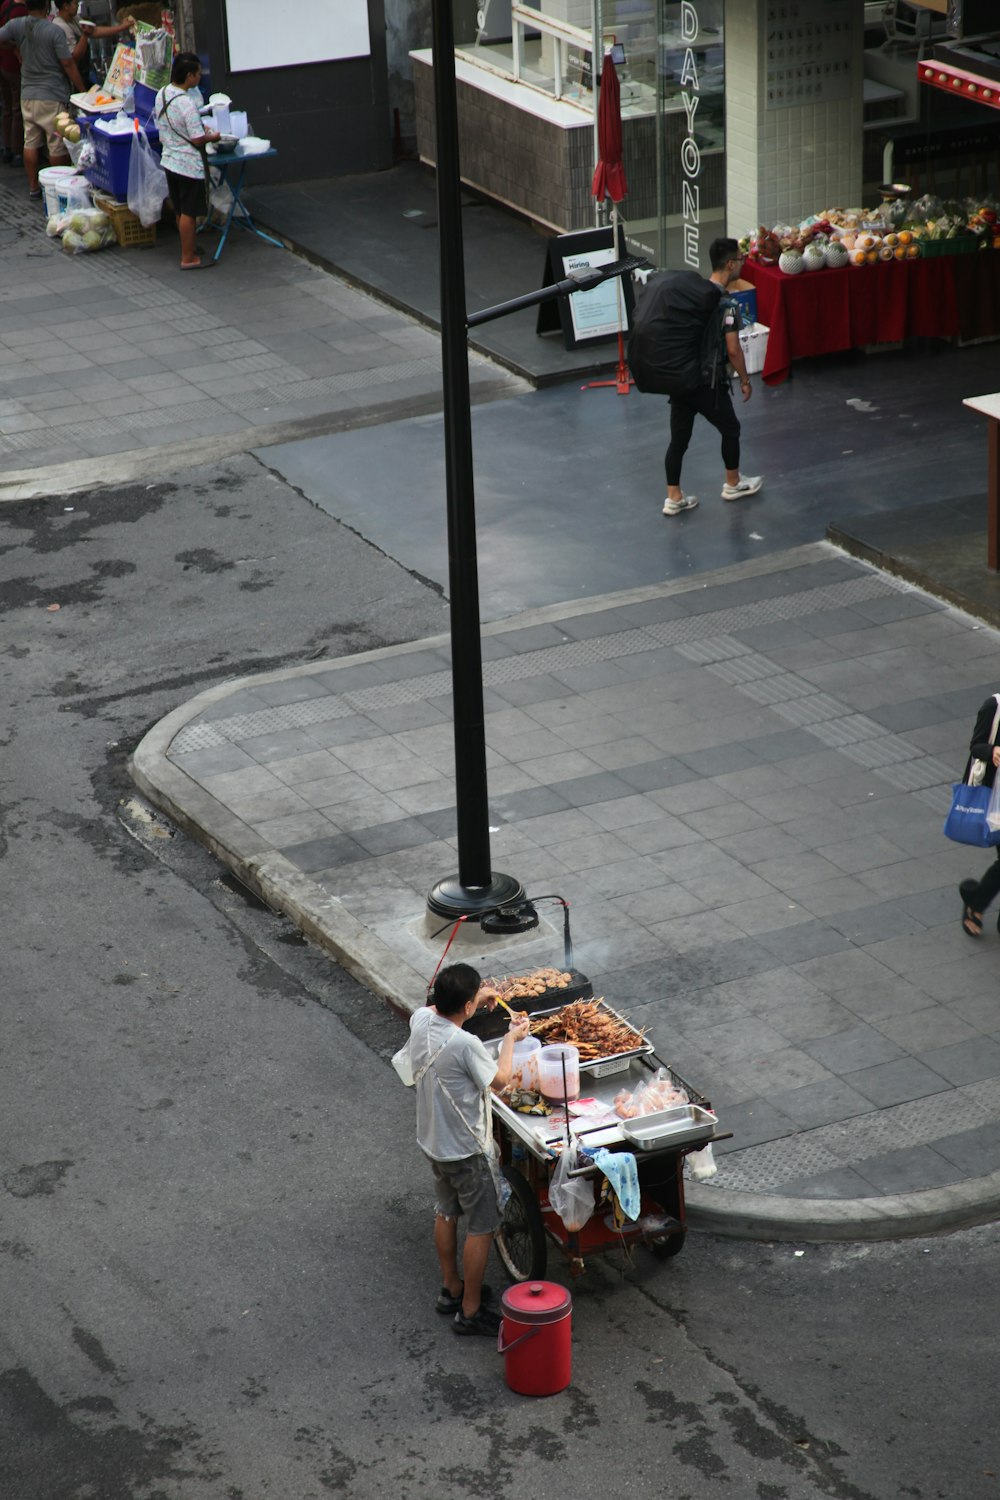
left=2, top=454, right=998, bottom=1499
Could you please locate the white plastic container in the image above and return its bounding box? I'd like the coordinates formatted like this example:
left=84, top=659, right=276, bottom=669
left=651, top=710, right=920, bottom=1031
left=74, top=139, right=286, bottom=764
left=38, top=165, right=77, bottom=217
left=510, top=1036, right=541, bottom=1091
left=229, top=110, right=248, bottom=138
left=538, top=1044, right=580, bottom=1102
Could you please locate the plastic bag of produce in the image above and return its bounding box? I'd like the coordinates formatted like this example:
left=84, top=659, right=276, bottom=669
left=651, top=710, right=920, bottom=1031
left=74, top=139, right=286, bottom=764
left=65, top=174, right=92, bottom=209
left=127, top=125, right=168, bottom=227
left=548, top=1146, right=594, bottom=1231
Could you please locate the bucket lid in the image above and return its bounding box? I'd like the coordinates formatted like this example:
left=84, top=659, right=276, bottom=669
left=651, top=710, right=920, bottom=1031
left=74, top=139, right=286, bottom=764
left=501, top=1281, right=572, bottom=1324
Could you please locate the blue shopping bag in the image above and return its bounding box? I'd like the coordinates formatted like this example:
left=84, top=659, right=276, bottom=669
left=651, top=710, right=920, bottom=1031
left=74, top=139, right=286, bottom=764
left=943, top=782, right=1000, bottom=848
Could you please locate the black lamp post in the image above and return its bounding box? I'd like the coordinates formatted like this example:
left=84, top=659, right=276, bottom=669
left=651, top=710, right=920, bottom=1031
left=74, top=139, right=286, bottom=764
left=424, top=0, right=644, bottom=921
left=425, top=0, right=523, bottom=920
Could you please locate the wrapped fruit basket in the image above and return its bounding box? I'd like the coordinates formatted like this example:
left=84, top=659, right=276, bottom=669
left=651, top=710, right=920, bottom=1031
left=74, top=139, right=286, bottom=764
left=742, top=194, right=1000, bottom=274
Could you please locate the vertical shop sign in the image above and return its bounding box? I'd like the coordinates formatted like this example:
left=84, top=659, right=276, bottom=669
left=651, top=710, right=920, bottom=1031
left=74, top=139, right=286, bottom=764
left=680, top=0, right=700, bottom=267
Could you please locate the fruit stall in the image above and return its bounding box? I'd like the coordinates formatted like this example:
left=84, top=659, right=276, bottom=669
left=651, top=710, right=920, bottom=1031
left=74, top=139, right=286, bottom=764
left=738, top=197, right=1000, bottom=384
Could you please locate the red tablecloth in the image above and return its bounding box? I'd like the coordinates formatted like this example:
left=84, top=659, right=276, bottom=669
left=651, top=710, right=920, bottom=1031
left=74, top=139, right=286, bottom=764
left=743, top=257, right=965, bottom=384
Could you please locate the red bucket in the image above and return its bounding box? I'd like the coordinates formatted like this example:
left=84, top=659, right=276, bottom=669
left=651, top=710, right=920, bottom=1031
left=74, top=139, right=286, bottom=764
left=498, top=1281, right=572, bottom=1396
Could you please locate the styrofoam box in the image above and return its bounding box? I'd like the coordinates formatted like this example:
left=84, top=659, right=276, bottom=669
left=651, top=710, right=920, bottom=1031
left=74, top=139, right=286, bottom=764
left=738, top=321, right=770, bottom=376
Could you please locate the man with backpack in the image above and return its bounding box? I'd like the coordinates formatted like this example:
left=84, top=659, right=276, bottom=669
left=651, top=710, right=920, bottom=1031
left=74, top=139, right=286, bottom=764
left=0, top=0, right=84, bottom=196
left=627, top=237, right=763, bottom=518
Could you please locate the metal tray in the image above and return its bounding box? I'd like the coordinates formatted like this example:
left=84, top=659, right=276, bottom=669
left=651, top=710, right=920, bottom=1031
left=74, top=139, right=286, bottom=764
left=620, top=1104, right=718, bottom=1152
left=464, top=967, right=593, bottom=1042
left=527, top=997, right=654, bottom=1074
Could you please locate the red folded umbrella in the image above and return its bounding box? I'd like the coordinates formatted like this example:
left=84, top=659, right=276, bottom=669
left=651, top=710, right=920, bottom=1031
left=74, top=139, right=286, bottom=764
left=591, top=55, right=627, bottom=205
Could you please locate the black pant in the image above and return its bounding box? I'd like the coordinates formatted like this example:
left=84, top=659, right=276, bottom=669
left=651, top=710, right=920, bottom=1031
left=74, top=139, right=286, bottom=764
left=665, top=382, right=741, bottom=487
left=968, top=849, right=1000, bottom=911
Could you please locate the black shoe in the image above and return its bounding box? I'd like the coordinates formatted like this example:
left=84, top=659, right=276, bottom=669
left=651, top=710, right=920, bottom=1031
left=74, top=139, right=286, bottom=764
left=436, top=1281, right=493, bottom=1314
left=453, top=1304, right=502, bottom=1336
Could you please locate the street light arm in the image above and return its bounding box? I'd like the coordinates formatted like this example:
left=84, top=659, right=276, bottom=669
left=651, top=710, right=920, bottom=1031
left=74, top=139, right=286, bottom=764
left=466, top=255, right=648, bottom=329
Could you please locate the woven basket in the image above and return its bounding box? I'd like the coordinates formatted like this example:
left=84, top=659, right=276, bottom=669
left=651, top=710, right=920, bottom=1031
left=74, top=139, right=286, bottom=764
left=92, top=192, right=157, bottom=248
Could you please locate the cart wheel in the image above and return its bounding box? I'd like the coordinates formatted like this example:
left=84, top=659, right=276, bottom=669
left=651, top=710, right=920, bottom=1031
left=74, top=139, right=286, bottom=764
left=496, top=1164, right=547, bottom=1281
left=648, top=1230, right=686, bottom=1259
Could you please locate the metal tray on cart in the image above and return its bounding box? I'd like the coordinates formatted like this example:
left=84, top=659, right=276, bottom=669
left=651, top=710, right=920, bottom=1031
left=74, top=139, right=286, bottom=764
left=620, top=1104, right=718, bottom=1152
left=527, top=996, right=654, bottom=1076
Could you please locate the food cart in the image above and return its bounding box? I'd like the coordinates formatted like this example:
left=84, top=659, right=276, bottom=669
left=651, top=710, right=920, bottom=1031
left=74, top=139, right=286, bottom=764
left=474, top=983, right=729, bottom=1279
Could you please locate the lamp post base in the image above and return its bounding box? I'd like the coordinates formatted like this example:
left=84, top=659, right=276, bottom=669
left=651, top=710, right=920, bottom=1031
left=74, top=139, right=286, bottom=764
left=426, top=871, right=525, bottom=921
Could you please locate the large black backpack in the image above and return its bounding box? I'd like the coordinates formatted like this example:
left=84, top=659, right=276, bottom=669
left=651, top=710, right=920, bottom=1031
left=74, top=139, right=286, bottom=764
left=627, top=270, right=726, bottom=397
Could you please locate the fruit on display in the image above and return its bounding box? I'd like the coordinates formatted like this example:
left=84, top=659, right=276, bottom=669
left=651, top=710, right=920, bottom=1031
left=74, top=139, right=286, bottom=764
left=743, top=197, right=997, bottom=274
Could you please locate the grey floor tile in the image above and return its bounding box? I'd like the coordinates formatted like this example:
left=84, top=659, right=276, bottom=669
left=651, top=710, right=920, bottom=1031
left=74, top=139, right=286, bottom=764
left=831, top=903, right=930, bottom=953
left=282, top=831, right=370, bottom=872
left=254, top=810, right=340, bottom=846
left=754, top=920, right=852, bottom=965
left=797, top=876, right=881, bottom=919
left=768, top=1076, right=877, bottom=1130
left=873, top=1005, right=980, bottom=1052
left=741, top=1047, right=834, bottom=1093
left=416, top=807, right=458, bottom=840
left=616, top=816, right=703, bottom=856
left=489, top=786, right=571, bottom=822
left=716, top=894, right=815, bottom=937
left=251, top=676, right=334, bottom=707
left=831, top=972, right=938, bottom=1024
left=793, top=948, right=899, bottom=994
left=326, top=792, right=413, bottom=831
left=692, top=1015, right=791, bottom=1068
left=267, top=750, right=350, bottom=786
left=584, top=793, right=675, bottom=832
left=547, top=770, right=636, bottom=808
left=352, top=818, right=438, bottom=856
left=649, top=911, right=749, bottom=953
left=854, top=1144, right=965, bottom=1194
left=712, top=1098, right=798, bottom=1150
left=932, top=1121, right=1000, bottom=1176
left=488, top=673, right=569, bottom=708
left=365, top=701, right=449, bottom=733
left=779, top=1166, right=881, bottom=1199
left=171, top=744, right=256, bottom=777
left=749, top=850, right=844, bottom=893
left=616, top=756, right=703, bottom=793
left=917, top=1037, right=1000, bottom=1086
left=546, top=831, right=636, bottom=871
left=679, top=803, right=770, bottom=841
left=803, top=1024, right=906, bottom=1074
left=612, top=883, right=706, bottom=925
left=817, top=833, right=910, bottom=874
left=296, top=772, right=383, bottom=809
left=578, top=858, right=664, bottom=899
left=843, top=1057, right=950, bottom=1108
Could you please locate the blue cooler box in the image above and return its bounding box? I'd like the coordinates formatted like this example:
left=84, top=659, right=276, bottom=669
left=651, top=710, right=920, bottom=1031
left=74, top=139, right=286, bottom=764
left=730, top=288, right=758, bottom=328
left=81, top=117, right=161, bottom=200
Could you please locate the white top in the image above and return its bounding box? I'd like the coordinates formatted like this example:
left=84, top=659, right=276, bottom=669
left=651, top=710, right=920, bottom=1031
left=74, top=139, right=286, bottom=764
left=155, top=83, right=204, bottom=180
left=410, top=1008, right=497, bottom=1162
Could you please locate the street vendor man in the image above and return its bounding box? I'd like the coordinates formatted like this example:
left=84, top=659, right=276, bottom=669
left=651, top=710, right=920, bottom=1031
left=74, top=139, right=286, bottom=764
left=410, top=962, right=529, bottom=1336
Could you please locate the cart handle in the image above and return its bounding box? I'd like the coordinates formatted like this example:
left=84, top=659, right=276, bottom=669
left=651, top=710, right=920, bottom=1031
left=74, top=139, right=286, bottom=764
left=497, top=1323, right=540, bottom=1356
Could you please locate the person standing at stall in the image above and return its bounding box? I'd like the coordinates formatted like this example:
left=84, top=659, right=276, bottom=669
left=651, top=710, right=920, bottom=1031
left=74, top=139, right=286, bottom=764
left=0, top=0, right=27, bottom=167
left=154, top=51, right=219, bottom=270
left=50, top=0, right=130, bottom=84
left=410, top=963, right=529, bottom=1335
left=0, top=0, right=84, bottom=196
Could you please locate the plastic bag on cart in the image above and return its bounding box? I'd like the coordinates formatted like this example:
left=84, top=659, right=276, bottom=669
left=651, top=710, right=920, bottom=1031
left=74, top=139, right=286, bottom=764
left=548, top=1146, right=594, bottom=1231
left=614, top=1068, right=689, bottom=1119
left=127, top=125, right=168, bottom=227
left=686, top=1143, right=717, bottom=1181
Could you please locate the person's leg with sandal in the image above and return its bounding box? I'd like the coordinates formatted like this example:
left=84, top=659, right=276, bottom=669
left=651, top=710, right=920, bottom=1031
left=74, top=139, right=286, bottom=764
left=429, top=1155, right=500, bottom=1335
left=165, top=167, right=213, bottom=270
left=960, top=849, right=1000, bottom=938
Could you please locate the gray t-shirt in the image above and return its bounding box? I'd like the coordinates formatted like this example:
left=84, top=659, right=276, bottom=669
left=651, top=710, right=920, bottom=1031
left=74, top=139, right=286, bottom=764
left=0, top=15, right=71, bottom=101
left=410, top=1008, right=498, bottom=1162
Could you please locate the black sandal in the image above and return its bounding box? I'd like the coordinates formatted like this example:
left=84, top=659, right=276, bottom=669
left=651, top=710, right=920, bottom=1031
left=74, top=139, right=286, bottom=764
left=962, top=904, right=983, bottom=938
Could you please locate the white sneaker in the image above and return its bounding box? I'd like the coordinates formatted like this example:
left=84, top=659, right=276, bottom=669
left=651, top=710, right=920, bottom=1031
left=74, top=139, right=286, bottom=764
left=721, top=475, right=763, bottom=501
left=663, top=494, right=699, bottom=516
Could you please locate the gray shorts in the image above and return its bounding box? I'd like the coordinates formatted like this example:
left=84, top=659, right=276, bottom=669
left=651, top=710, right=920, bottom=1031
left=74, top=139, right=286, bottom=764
left=425, top=1151, right=501, bottom=1236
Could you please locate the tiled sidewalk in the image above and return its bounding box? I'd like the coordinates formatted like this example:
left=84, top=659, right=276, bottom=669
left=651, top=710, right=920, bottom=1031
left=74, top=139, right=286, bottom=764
left=0, top=169, right=523, bottom=474
left=133, top=543, right=1000, bottom=1222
